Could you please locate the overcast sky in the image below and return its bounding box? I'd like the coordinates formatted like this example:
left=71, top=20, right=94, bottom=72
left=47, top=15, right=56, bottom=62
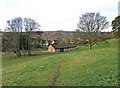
left=0, top=0, right=119, bottom=31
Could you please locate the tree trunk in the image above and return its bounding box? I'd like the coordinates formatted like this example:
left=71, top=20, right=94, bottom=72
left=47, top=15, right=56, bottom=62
left=28, top=49, right=31, bottom=56
left=27, top=32, right=31, bottom=56
left=28, top=38, right=31, bottom=56
left=89, top=44, right=92, bottom=50
left=17, top=34, right=21, bottom=57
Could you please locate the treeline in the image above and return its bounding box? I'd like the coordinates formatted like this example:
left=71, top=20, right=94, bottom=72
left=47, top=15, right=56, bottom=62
left=2, top=12, right=119, bottom=57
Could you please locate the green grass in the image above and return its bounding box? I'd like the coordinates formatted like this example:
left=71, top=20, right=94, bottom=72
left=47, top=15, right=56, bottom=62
left=2, top=39, right=118, bottom=86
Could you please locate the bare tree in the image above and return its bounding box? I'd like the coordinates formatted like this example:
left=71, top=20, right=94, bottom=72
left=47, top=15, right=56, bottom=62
left=72, top=29, right=82, bottom=45
left=5, top=17, right=23, bottom=57
left=4, top=17, right=41, bottom=57
left=77, top=12, right=109, bottom=50
left=24, top=18, right=41, bottom=55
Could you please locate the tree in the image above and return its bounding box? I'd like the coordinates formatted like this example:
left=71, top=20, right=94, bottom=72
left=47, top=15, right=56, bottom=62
left=30, top=31, right=43, bottom=49
left=112, top=15, right=120, bottom=38
left=4, top=17, right=41, bottom=57
left=24, top=18, right=41, bottom=55
left=77, top=12, right=109, bottom=50
left=72, top=29, right=85, bottom=45
left=54, top=30, right=64, bottom=44
left=72, top=29, right=80, bottom=45
left=45, top=30, right=65, bottom=44
left=5, top=17, right=23, bottom=57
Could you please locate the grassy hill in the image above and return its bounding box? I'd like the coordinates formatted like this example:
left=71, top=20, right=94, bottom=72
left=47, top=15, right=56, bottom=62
left=2, top=39, right=118, bottom=86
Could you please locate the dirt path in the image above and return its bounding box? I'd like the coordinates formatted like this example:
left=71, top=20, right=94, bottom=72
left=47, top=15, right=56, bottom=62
left=49, top=62, right=62, bottom=87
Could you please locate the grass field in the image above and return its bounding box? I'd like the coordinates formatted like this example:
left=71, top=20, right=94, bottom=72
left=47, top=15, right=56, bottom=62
left=2, top=39, right=118, bottom=86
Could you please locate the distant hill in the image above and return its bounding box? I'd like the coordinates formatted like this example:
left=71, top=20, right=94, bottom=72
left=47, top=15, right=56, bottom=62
left=43, top=31, right=75, bottom=36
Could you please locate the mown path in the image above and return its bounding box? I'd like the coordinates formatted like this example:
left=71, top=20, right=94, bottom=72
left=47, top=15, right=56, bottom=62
left=49, top=60, right=62, bottom=87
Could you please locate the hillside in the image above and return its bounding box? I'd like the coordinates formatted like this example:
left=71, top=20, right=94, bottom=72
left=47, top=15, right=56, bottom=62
left=2, top=39, right=118, bottom=86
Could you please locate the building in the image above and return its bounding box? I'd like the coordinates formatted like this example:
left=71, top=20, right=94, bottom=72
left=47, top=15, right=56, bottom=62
left=47, top=44, right=76, bottom=52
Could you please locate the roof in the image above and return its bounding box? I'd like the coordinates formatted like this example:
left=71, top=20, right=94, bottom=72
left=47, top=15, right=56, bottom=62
left=50, top=44, right=76, bottom=49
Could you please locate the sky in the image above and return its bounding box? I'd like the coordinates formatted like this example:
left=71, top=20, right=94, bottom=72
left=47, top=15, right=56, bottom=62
left=0, top=0, right=119, bottom=32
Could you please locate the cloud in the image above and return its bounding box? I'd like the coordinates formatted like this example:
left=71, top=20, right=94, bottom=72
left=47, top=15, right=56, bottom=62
left=0, top=0, right=119, bottom=31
